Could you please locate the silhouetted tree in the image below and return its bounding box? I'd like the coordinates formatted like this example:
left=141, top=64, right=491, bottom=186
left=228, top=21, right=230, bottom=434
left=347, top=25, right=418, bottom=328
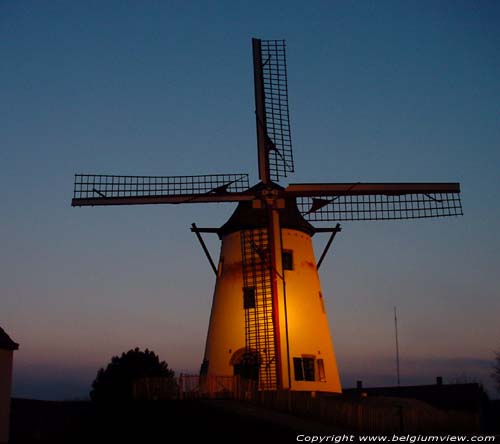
left=493, top=349, right=500, bottom=394
left=90, top=347, right=175, bottom=401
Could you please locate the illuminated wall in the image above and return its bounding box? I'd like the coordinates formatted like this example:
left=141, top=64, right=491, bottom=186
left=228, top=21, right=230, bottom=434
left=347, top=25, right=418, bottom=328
left=202, top=226, right=341, bottom=393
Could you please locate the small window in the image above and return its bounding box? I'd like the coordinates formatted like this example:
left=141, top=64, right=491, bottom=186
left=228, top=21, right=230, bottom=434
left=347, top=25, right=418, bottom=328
left=243, top=287, right=256, bottom=309
left=282, top=250, right=293, bottom=270
left=303, top=358, right=315, bottom=381
left=293, top=357, right=316, bottom=381
left=293, top=358, right=304, bottom=381
left=317, top=359, right=325, bottom=381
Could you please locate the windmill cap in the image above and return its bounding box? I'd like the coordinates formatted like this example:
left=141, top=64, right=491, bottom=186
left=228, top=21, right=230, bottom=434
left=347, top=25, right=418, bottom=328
left=0, top=327, right=19, bottom=351
left=218, top=183, right=315, bottom=238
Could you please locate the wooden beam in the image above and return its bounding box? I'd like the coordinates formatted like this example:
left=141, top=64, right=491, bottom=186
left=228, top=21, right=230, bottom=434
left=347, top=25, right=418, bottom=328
left=286, top=182, right=461, bottom=197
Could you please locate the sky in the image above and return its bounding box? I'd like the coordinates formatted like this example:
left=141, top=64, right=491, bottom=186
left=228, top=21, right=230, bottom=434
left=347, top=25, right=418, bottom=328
left=1, top=1, right=499, bottom=400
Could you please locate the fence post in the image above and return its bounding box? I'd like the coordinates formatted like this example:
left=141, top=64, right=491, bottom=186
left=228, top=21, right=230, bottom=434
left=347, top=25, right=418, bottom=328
left=398, top=405, right=404, bottom=434
left=357, top=403, right=363, bottom=431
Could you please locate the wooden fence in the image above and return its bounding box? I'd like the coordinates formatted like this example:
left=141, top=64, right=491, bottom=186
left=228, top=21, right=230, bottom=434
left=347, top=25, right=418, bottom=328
left=251, top=390, right=481, bottom=434
left=178, top=374, right=236, bottom=399
left=133, top=375, right=481, bottom=434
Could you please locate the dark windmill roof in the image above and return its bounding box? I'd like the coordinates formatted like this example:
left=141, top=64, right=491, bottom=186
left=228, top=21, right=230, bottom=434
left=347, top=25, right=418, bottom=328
left=0, top=326, right=19, bottom=351
left=218, top=183, right=315, bottom=238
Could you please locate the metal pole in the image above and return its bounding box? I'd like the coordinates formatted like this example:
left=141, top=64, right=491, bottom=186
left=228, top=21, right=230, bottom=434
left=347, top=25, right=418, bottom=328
left=394, top=306, right=400, bottom=386
left=267, top=206, right=283, bottom=390
left=279, top=226, right=292, bottom=390
left=191, top=223, right=218, bottom=275
left=316, top=224, right=341, bottom=270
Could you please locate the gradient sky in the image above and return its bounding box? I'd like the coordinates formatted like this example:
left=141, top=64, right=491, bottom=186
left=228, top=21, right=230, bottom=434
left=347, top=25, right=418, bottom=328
left=1, top=1, right=499, bottom=400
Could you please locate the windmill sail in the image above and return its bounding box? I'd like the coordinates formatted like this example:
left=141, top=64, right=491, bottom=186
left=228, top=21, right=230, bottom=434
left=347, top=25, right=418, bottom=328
left=286, top=182, right=462, bottom=221
left=253, top=39, right=293, bottom=183
left=72, top=173, right=251, bottom=206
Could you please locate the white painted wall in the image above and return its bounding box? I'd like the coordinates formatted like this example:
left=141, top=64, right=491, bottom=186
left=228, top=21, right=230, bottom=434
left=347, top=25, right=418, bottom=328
left=202, top=227, right=342, bottom=393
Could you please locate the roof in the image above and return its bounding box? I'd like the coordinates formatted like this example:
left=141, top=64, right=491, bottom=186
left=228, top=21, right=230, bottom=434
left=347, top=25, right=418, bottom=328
left=0, top=327, right=19, bottom=351
left=343, top=382, right=487, bottom=412
left=218, top=198, right=315, bottom=238
left=214, top=181, right=315, bottom=237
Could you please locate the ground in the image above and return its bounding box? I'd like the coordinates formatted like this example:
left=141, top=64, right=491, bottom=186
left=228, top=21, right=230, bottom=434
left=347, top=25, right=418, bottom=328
left=10, top=396, right=500, bottom=442
left=10, top=398, right=344, bottom=443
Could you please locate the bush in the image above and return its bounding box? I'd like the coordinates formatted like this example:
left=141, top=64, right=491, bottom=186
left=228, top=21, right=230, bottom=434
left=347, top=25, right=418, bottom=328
left=90, top=347, right=175, bottom=401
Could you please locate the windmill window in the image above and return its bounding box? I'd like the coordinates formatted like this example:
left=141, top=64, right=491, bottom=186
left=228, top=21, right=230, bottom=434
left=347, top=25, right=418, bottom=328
left=293, top=358, right=303, bottom=381
left=282, top=250, right=293, bottom=270
left=293, top=357, right=315, bottom=381
left=243, top=287, right=256, bottom=309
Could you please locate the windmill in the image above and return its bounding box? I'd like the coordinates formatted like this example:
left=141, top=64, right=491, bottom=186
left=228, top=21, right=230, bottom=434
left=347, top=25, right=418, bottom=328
left=72, top=39, right=462, bottom=393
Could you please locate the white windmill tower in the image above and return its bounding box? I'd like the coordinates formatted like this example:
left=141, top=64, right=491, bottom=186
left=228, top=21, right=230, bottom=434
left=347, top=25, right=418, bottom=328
left=72, top=38, right=462, bottom=393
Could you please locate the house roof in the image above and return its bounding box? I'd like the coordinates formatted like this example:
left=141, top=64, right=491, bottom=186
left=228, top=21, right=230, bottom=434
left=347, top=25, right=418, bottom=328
left=0, top=327, right=19, bottom=351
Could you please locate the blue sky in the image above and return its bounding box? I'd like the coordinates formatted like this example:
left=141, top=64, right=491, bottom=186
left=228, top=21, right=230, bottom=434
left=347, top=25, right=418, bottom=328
left=1, top=1, right=499, bottom=400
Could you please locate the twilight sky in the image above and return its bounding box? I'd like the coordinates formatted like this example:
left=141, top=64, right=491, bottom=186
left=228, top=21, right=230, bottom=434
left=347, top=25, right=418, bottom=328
left=1, top=1, right=499, bottom=400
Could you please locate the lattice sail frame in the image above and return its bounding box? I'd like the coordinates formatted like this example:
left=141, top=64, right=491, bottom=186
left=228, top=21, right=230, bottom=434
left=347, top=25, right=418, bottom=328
left=73, top=173, right=249, bottom=200
left=296, top=192, right=463, bottom=221
left=260, top=40, right=294, bottom=181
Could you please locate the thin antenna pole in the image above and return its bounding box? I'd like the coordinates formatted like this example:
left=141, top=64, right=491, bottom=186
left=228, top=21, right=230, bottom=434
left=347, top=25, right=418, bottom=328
left=394, top=306, right=400, bottom=386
